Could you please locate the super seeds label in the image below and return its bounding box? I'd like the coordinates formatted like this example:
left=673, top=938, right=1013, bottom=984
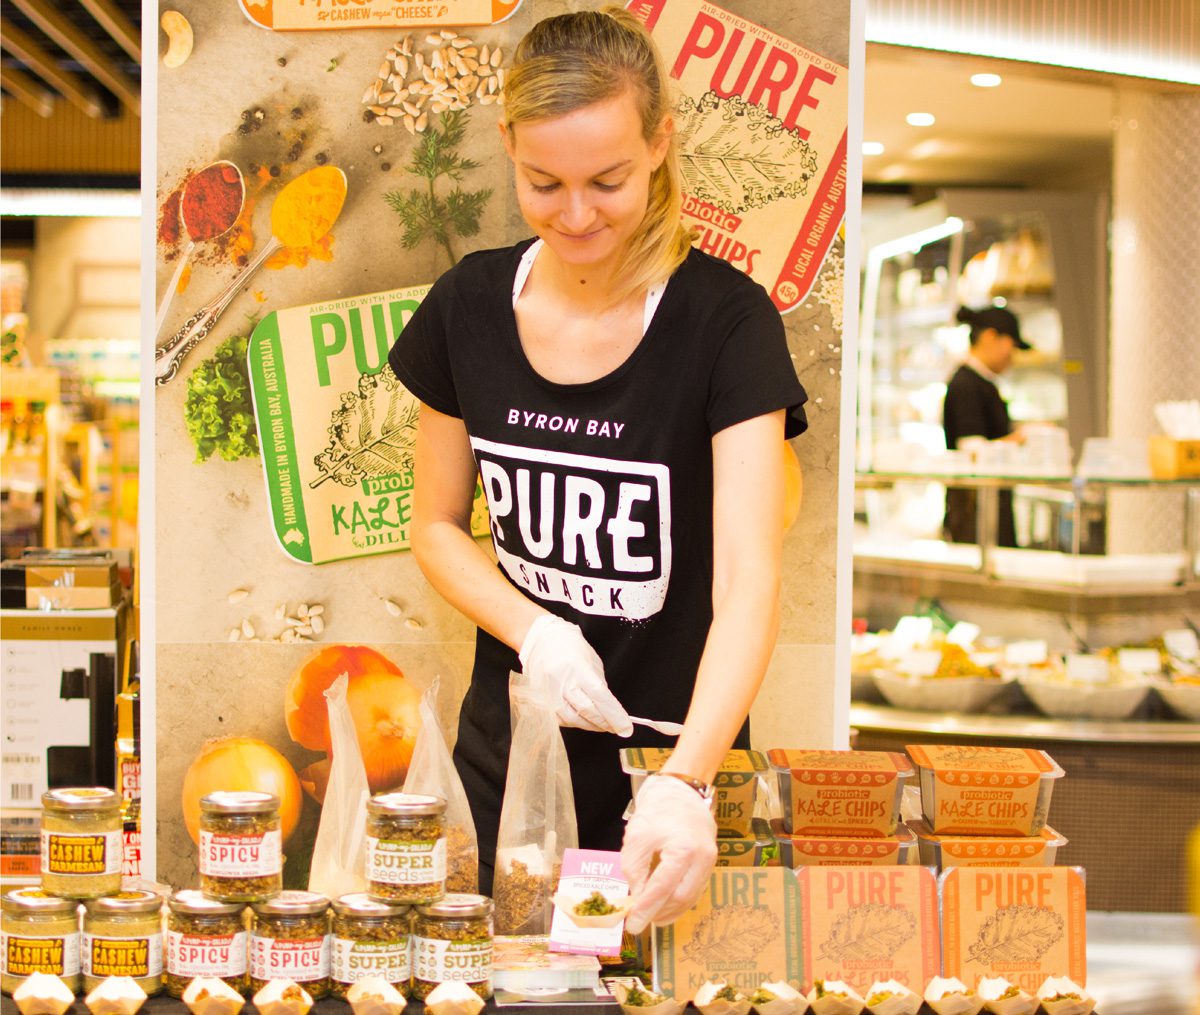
left=249, top=934, right=330, bottom=982
left=82, top=932, right=164, bottom=978
left=199, top=829, right=282, bottom=878
left=41, top=830, right=122, bottom=876
left=2, top=932, right=81, bottom=977
left=366, top=836, right=447, bottom=887
left=412, top=935, right=490, bottom=987
left=166, top=930, right=248, bottom=978
left=331, top=937, right=410, bottom=984
left=248, top=286, right=489, bottom=565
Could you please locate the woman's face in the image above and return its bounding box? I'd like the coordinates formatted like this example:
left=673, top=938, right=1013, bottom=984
left=502, top=87, right=669, bottom=276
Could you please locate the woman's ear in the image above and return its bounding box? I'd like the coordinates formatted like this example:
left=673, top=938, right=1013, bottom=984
left=649, top=114, right=672, bottom=169
left=498, top=119, right=515, bottom=160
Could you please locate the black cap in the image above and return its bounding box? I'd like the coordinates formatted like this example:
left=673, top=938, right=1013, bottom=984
left=957, top=305, right=1030, bottom=350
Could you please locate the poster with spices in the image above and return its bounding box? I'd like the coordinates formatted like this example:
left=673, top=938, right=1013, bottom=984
left=630, top=0, right=849, bottom=310
left=797, top=866, right=940, bottom=996
left=940, top=866, right=1087, bottom=992
left=152, top=0, right=857, bottom=892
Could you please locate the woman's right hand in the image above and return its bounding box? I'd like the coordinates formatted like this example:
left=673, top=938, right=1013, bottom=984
left=519, top=614, right=634, bottom=736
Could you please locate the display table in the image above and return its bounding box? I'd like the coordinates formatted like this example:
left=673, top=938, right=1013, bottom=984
left=851, top=705, right=1200, bottom=913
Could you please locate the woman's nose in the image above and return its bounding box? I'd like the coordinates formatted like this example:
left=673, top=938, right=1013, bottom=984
left=559, top=189, right=597, bottom=232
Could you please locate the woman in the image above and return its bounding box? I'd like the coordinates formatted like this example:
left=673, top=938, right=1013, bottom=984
left=943, top=304, right=1030, bottom=546
left=388, top=6, right=807, bottom=933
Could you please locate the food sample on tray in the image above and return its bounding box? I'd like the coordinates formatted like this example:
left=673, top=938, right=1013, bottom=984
left=767, top=750, right=911, bottom=837
left=863, top=979, right=921, bottom=1015
left=84, top=976, right=148, bottom=1015
left=422, top=980, right=486, bottom=1015
left=344, top=977, right=406, bottom=1015
left=251, top=979, right=314, bottom=1015
left=747, top=980, right=804, bottom=1015
left=770, top=819, right=918, bottom=867
left=11, top=973, right=76, bottom=1015
left=906, top=745, right=1062, bottom=837
left=976, top=976, right=1036, bottom=1015
left=614, top=981, right=685, bottom=1015
left=909, top=819, right=1066, bottom=869
left=806, top=979, right=865, bottom=1015
left=1035, top=976, right=1095, bottom=1015
left=923, top=977, right=983, bottom=1015
left=621, top=748, right=767, bottom=838
left=693, top=980, right=752, bottom=1015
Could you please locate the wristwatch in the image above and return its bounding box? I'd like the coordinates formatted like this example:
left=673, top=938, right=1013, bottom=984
left=654, top=770, right=715, bottom=803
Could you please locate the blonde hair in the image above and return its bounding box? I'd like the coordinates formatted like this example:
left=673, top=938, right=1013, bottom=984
left=503, top=5, right=693, bottom=304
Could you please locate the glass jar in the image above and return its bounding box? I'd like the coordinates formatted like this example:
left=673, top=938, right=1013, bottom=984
left=1, top=888, right=81, bottom=995
left=248, top=891, right=329, bottom=998
left=198, top=791, right=282, bottom=903
left=365, top=792, right=447, bottom=905
left=81, top=890, right=164, bottom=995
left=329, top=893, right=410, bottom=998
left=411, top=893, right=492, bottom=1001
left=40, top=787, right=123, bottom=899
left=165, top=889, right=247, bottom=998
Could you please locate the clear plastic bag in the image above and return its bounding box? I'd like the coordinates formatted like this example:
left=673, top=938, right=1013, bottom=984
left=493, top=672, right=577, bottom=934
left=402, top=677, right=480, bottom=893
left=307, top=673, right=369, bottom=897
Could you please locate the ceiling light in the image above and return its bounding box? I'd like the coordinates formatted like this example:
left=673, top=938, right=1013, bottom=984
left=906, top=112, right=935, bottom=127
left=970, top=73, right=1002, bottom=87
left=0, top=188, right=141, bottom=218
left=862, top=141, right=885, bottom=156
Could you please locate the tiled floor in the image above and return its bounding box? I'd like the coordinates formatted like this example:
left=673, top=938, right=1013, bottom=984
left=1088, top=912, right=1197, bottom=1014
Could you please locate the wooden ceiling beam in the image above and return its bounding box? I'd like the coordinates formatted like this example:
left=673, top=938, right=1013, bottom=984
left=8, top=0, right=140, bottom=116
left=1, top=63, right=55, bottom=117
left=76, top=0, right=140, bottom=63
left=0, top=18, right=104, bottom=118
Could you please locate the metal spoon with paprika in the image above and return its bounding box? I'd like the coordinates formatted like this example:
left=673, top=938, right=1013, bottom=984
left=155, top=165, right=347, bottom=386
left=155, top=160, right=245, bottom=335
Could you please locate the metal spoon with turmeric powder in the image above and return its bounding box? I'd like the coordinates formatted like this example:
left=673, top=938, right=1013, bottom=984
left=155, top=165, right=347, bottom=386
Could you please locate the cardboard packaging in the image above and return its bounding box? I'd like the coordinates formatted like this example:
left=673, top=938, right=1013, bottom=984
left=939, top=866, right=1087, bottom=991
left=907, top=745, right=1063, bottom=836
left=654, top=868, right=804, bottom=1000
left=910, top=820, right=1067, bottom=869
left=2, top=551, right=124, bottom=609
left=1149, top=435, right=1200, bottom=479
left=0, top=604, right=125, bottom=808
left=771, top=819, right=918, bottom=867
left=767, top=749, right=912, bottom=837
left=0, top=809, right=40, bottom=885
left=622, top=748, right=768, bottom=838
left=798, top=866, right=940, bottom=996
left=714, top=818, right=780, bottom=867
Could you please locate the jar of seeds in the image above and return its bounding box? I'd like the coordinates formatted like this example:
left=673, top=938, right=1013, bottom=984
left=165, top=889, right=247, bottom=998
left=198, top=791, right=282, bottom=903
left=81, top=890, right=164, bottom=995
left=365, top=793, right=446, bottom=905
left=411, top=894, right=492, bottom=1001
left=329, top=893, right=410, bottom=998
left=40, top=787, right=123, bottom=899
left=248, top=891, right=329, bottom=998
left=1, top=888, right=81, bottom=994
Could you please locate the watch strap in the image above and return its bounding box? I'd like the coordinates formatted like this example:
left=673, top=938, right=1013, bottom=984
left=654, top=770, right=715, bottom=800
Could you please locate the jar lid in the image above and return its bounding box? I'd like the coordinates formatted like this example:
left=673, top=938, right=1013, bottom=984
left=2, top=887, right=79, bottom=915
left=168, top=889, right=244, bottom=916
left=200, top=791, right=280, bottom=815
left=41, top=787, right=120, bottom=812
left=332, top=893, right=408, bottom=919
left=415, top=893, right=493, bottom=920
left=84, top=890, right=163, bottom=915
left=251, top=890, right=329, bottom=917
left=366, top=792, right=445, bottom=817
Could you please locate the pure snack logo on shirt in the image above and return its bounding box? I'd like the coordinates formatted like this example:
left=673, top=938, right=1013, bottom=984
left=471, top=436, right=672, bottom=620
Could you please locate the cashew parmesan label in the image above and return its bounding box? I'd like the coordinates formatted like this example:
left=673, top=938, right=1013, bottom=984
left=2, top=933, right=80, bottom=977
left=248, top=286, right=489, bottom=564
left=631, top=0, right=849, bottom=311
left=41, top=830, right=122, bottom=876
left=199, top=829, right=282, bottom=878
left=238, top=0, right=525, bottom=31
left=366, top=836, right=447, bottom=886
left=82, top=933, right=163, bottom=978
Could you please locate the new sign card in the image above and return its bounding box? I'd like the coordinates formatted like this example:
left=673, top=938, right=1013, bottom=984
left=549, top=848, right=630, bottom=957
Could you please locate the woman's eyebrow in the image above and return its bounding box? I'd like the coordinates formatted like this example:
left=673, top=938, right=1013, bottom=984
left=520, top=158, right=633, bottom=178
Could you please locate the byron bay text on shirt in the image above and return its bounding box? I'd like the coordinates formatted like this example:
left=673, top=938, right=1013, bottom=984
left=470, top=437, right=672, bottom=620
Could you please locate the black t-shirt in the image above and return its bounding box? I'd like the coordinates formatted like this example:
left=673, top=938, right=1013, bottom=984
left=388, top=239, right=808, bottom=868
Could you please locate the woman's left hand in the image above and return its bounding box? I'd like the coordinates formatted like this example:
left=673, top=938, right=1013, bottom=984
left=620, top=774, right=718, bottom=933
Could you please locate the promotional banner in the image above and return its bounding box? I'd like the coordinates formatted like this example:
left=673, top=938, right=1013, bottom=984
left=152, top=0, right=858, bottom=888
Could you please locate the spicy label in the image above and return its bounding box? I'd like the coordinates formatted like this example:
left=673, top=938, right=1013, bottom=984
left=82, top=933, right=163, bottom=978
left=199, top=830, right=282, bottom=878
left=412, top=935, right=490, bottom=986
left=166, top=930, right=248, bottom=979
left=41, top=830, right=122, bottom=876
left=366, top=836, right=447, bottom=886
left=331, top=937, right=410, bottom=984
left=249, top=935, right=330, bottom=982
left=2, top=932, right=81, bottom=977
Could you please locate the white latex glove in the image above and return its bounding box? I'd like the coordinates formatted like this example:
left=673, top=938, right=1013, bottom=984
left=621, top=774, right=718, bottom=934
left=519, top=614, right=633, bottom=736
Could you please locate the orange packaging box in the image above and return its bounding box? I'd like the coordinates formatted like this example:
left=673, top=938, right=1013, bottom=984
left=907, top=744, right=1063, bottom=836
left=910, top=819, right=1067, bottom=869
left=939, top=866, right=1087, bottom=990
left=770, top=819, right=918, bottom=867
left=798, top=865, right=940, bottom=996
left=653, top=867, right=804, bottom=1001
left=768, top=749, right=912, bottom=837
left=622, top=748, right=767, bottom=838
